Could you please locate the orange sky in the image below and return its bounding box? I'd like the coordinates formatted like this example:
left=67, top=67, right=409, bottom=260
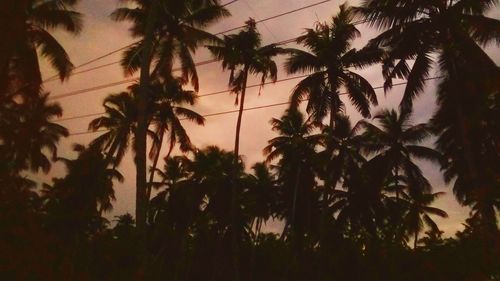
left=37, top=0, right=500, bottom=236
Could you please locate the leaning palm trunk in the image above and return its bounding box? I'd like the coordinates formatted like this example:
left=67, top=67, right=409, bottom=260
left=136, top=1, right=158, bottom=278
left=231, top=66, right=249, bottom=281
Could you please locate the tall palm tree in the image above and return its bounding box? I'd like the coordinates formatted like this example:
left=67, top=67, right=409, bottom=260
left=399, top=191, right=448, bottom=249
left=1, top=0, right=82, bottom=98
left=208, top=18, right=284, bottom=164
left=208, top=19, right=284, bottom=279
left=264, top=108, right=321, bottom=279
left=112, top=0, right=230, bottom=250
left=285, top=6, right=380, bottom=269
left=315, top=114, right=368, bottom=281
left=358, top=109, right=442, bottom=197
left=0, top=93, right=68, bottom=174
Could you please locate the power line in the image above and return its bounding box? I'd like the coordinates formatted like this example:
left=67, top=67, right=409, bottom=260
left=68, top=101, right=294, bottom=136
left=43, top=0, right=338, bottom=84
left=48, top=19, right=373, bottom=101
left=64, top=76, right=443, bottom=135
left=221, top=0, right=240, bottom=7
left=47, top=36, right=303, bottom=101
left=56, top=74, right=311, bottom=122
left=42, top=0, right=241, bottom=83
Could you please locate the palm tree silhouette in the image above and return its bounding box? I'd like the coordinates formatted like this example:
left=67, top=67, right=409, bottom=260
left=355, top=0, right=500, bottom=111
left=399, top=190, right=448, bottom=249
left=208, top=18, right=284, bottom=279
left=112, top=0, right=230, bottom=254
left=43, top=144, right=123, bottom=243
left=331, top=157, right=388, bottom=243
left=111, top=0, right=230, bottom=89
left=316, top=114, right=367, bottom=280
left=146, top=79, right=205, bottom=201
left=358, top=109, right=442, bottom=197
left=355, top=0, right=500, bottom=206
left=89, top=91, right=138, bottom=168
left=0, top=93, right=68, bottom=174
left=264, top=108, right=321, bottom=279
left=245, top=162, right=278, bottom=243
left=285, top=3, right=380, bottom=124
left=1, top=0, right=82, bottom=98
left=264, top=108, right=321, bottom=233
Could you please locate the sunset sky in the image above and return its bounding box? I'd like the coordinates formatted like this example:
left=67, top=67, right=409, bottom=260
left=38, top=0, right=500, bottom=236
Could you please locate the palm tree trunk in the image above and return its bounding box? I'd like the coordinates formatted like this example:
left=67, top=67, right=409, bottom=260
left=394, top=166, right=399, bottom=199
left=319, top=97, right=338, bottom=281
left=136, top=1, right=158, bottom=279
left=292, top=165, right=301, bottom=235
left=290, top=163, right=303, bottom=280
left=414, top=231, right=418, bottom=250
left=231, top=66, right=249, bottom=281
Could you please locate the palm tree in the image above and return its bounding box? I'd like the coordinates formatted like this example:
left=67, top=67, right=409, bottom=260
left=284, top=6, right=380, bottom=269
left=358, top=109, right=442, bottom=197
left=208, top=19, right=284, bottom=279
left=0, top=93, right=68, bottom=174
left=331, top=154, right=392, bottom=244
left=88, top=91, right=137, bottom=168
left=111, top=0, right=230, bottom=88
left=285, top=3, right=381, bottom=126
left=354, top=0, right=500, bottom=111
left=264, top=108, right=321, bottom=232
left=146, top=79, right=205, bottom=201
left=1, top=0, right=82, bottom=98
left=318, top=114, right=366, bottom=201
left=264, top=108, right=321, bottom=279
left=399, top=191, right=448, bottom=249
left=244, top=162, right=277, bottom=243
left=354, top=1, right=500, bottom=212
left=112, top=0, right=230, bottom=251
left=316, top=114, right=366, bottom=266
left=208, top=18, right=284, bottom=164
left=314, top=114, right=368, bottom=281
left=43, top=144, right=123, bottom=241
left=433, top=73, right=500, bottom=230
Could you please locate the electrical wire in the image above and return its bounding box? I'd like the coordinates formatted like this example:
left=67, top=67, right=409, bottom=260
left=47, top=35, right=307, bottom=100
left=43, top=0, right=342, bottom=84
left=64, top=76, right=443, bottom=135
left=42, top=0, right=241, bottom=82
